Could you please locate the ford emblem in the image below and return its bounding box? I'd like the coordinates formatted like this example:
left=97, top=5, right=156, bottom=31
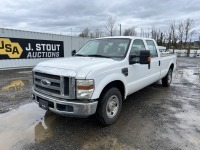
left=41, top=79, right=51, bottom=87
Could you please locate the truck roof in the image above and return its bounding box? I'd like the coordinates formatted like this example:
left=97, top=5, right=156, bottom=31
left=96, top=36, right=154, bottom=40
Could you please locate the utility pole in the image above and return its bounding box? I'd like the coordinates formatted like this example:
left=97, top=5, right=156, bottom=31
left=118, top=24, right=121, bottom=36
left=71, top=28, right=72, bottom=51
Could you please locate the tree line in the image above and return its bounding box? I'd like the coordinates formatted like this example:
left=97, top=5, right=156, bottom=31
left=79, top=17, right=198, bottom=49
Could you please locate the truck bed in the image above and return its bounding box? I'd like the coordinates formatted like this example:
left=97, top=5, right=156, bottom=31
left=160, top=53, right=176, bottom=57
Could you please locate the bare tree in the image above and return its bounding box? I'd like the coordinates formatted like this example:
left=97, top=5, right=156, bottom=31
left=184, top=18, right=195, bottom=47
left=79, top=28, right=90, bottom=38
left=90, top=32, right=95, bottom=38
left=147, top=27, right=150, bottom=38
left=140, top=28, right=145, bottom=37
left=157, top=32, right=164, bottom=46
left=86, top=28, right=104, bottom=38
left=144, top=28, right=149, bottom=38
left=123, top=27, right=137, bottom=36
left=94, top=28, right=103, bottom=38
left=162, top=29, right=169, bottom=46
left=163, top=26, right=172, bottom=49
left=105, top=17, right=117, bottom=36
left=151, top=27, right=159, bottom=41
left=170, top=21, right=177, bottom=47
left=177, top=20, right=184, bottom=49
left=167, top=21, right=177, bottom=49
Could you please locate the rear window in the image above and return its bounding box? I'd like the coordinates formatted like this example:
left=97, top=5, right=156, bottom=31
left=146, top=40, right=158, bottom=57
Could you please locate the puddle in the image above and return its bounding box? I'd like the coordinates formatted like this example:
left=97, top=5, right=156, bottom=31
left=34, top=111, right=57, bottom=143
left=0, top=103, right=51, bottom=150
left=164, top=103, right=200, bottom=149
left=1, top=80, right=27, bottom=92
left=81, top=136, right=134, bottom=150
left=174, top=67, right=200, bottom=86
left=0, top=103, right=134, bottom=150
left=0, top=80, right=30, bottom=98
left=175, top=104, right=200, bottom=128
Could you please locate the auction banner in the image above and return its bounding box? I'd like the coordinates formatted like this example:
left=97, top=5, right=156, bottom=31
left=0, top=37, right=64, bottom=59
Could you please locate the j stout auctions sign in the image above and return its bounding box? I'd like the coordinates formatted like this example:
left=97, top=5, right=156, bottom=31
left=0, top=37, right=64, bottom=59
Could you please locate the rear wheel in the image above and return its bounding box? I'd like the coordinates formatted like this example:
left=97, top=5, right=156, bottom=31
left=96, top=87, right=122, bottom=126
left=162, top=68, right=173, bottom=87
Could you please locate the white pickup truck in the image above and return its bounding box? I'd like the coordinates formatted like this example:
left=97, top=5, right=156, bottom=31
left=32, top=36, right=176, bottom=125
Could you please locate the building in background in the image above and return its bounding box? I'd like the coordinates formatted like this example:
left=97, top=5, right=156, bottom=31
left=0, top=28, right=89, bottom=70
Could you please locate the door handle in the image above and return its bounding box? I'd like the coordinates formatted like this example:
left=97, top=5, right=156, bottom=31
left=159, top=60, right=160, bottom=66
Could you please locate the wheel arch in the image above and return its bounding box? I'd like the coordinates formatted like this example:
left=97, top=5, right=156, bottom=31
left=99, top=80, right=126, bottom=100
left=169, top=63, right=174, bottom=71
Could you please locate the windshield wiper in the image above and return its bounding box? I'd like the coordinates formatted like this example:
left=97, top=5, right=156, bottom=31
left=75, top=54, right=113, bottom=59
left=74, top=54, right=87, bottom=57
left=86, top=54, right=113, bottom=59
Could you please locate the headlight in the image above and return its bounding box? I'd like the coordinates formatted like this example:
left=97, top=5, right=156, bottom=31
left=76, top=80, right=94, bottom=99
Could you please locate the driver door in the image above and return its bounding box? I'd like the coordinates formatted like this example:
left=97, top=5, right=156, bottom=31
left=126, top=39, right=152, bottom=95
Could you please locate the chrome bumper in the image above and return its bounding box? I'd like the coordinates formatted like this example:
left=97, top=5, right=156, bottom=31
left=33, top=89, right=98, bottom=117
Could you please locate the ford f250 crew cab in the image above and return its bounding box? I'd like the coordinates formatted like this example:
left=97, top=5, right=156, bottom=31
left=32, top=36, right=176, bottom=125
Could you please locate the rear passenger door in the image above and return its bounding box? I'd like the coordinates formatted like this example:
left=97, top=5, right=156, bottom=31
left=145, top=40, right=161, bottom=81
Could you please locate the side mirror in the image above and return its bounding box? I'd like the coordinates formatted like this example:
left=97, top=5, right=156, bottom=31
left=139, top=50, right=151, bottom=64
left=129, top=50, right=151, bottom=65
left=71, top=50, right=76, bottom=56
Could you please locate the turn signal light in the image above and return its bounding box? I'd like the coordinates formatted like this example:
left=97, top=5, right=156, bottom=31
left=147, top=57, right=151, bottom=62
left=77, top=85, right=94, bottom=90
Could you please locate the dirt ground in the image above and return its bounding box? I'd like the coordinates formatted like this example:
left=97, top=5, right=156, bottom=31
left=0, top=57, right=199, bottom=150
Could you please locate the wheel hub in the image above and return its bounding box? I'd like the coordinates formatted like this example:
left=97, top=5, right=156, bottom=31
left=168, top=71, right=172, bottom=84
left=106, top=95, right=119, bottom=118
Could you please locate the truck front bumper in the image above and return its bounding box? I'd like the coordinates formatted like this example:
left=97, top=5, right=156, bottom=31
left=32, top=90, right=98, bottom=117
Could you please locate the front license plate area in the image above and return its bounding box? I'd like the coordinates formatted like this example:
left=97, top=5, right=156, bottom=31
left=39, top=99, right=48, bottom=110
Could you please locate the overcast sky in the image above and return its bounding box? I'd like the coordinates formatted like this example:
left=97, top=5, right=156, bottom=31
left=0, top=0, right=200, bottom=39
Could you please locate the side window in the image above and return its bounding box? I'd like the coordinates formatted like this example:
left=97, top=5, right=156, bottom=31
left=146, top=40, right=158, bottom=57
left=130, top=39, right=146, bottom=55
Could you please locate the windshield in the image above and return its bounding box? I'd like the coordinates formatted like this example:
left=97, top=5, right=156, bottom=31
left=75, top=38, right=131, bottom=59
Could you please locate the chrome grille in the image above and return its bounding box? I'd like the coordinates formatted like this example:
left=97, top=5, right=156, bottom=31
left=34, top=72, right=61, bottom=95
left=33, top=71, right=75, bottom=99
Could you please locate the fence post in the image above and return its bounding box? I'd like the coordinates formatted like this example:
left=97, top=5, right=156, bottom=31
left=187, top=49, right=190, bottom=57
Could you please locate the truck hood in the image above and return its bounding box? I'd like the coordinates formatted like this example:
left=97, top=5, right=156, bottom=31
left=36, top=57, right=115, bottom=78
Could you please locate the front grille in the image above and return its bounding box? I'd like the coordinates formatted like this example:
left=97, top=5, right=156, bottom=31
left=35, top=84, right=60, bottom=95
left=33, top=71, right=72, bottom=98
left=35, top=72, right=60, bottom=80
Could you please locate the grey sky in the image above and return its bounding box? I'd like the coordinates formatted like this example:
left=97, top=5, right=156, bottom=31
left=0, top=0, right=200, bottom=39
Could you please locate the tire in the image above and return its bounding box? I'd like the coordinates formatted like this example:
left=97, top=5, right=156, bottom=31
left=162, top=68, right=173, bottom=87
left=96, top=87, right=122, bottom=126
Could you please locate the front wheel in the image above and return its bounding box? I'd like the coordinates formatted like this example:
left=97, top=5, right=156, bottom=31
left=96, top=87, right=122, bottom=126
left=162, top=68, right=173, bottom=87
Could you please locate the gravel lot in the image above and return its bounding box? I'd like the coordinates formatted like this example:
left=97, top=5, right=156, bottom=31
left=0, top=57, right=200, bottom=150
